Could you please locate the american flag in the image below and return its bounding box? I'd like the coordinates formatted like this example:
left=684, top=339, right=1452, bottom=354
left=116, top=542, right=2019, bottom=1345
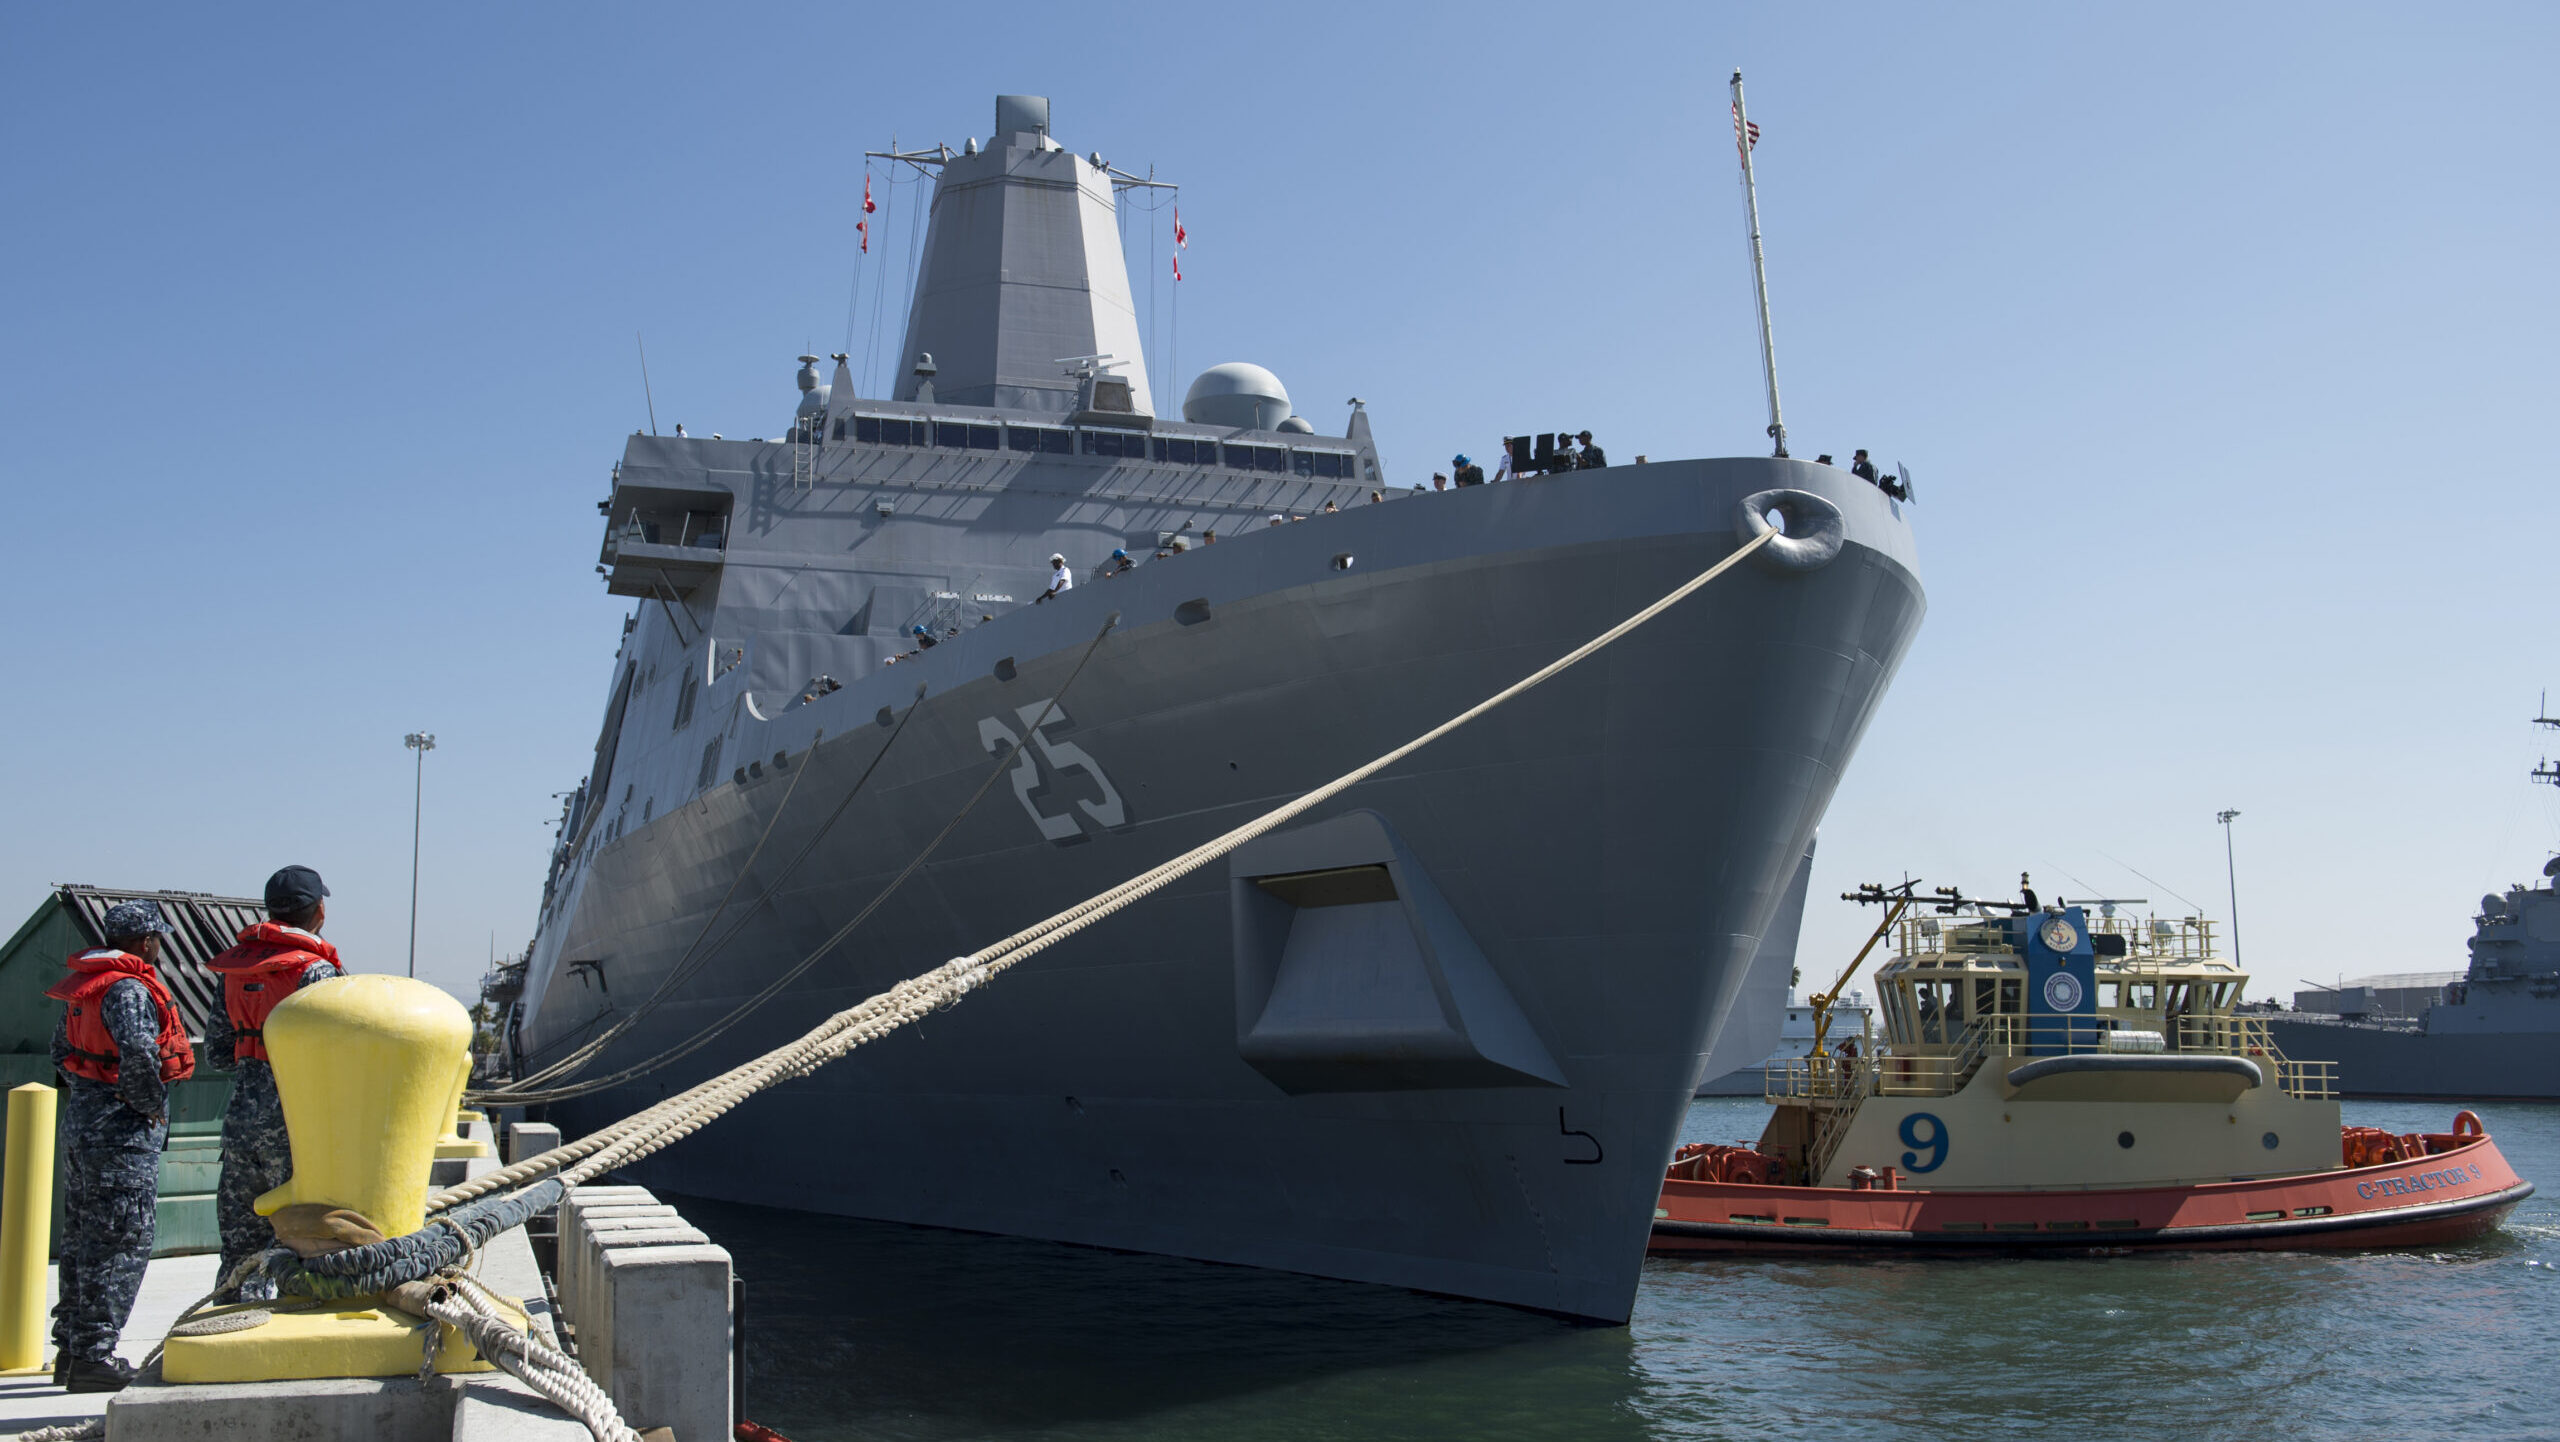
left=1731, top=104, right=1760, bottom=152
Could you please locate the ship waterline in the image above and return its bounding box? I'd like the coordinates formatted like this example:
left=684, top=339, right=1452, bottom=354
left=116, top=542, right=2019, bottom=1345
left=523, top=462, right=1922, bottom=1320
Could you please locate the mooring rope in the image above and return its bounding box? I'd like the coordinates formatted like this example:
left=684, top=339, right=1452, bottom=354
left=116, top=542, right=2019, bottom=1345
left=430, top=527, right=1774, bottom=1213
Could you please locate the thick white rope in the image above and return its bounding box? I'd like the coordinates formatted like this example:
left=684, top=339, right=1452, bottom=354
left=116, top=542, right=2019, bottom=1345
left=7, top=1423, right=102, bottom=1442
left=430, top=527, right=1774, bottom=1212
left=428, top=1275, right=641, bottom=1442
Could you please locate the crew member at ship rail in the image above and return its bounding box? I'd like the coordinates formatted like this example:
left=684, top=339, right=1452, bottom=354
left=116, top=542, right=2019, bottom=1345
left=1037, top=553, right=1072, bottom=603
left=2018, top=872, right=2039, bottom=912
left=1451, top=454, right=1486, bottom=487
left=1851, top=450, right=1880, bottom=483
left=1576, top=431, right=1608, bottom=469
left=205, top=866, right=345, bottom=1301
left=46, top=900, right=193, bottom=1393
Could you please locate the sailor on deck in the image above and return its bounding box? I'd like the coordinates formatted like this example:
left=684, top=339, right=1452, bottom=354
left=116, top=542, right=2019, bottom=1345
left=46, top=899, right=193, bottom=1392
left=205, top=866, right=345, bottom=1300
left=1037, top=553, right=1072, bottom=603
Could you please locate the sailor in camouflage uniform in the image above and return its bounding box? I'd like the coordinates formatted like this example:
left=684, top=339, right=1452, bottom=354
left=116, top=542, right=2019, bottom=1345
left=45, top=899, right=196, bottom=1392
left=204, top=865, right=344, bottom=1300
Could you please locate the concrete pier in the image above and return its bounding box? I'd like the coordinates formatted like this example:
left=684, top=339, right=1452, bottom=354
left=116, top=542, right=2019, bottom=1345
left=0, top=1113, right=734, bottom=1439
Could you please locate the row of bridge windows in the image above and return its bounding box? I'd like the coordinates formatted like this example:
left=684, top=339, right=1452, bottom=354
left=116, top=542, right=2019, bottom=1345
left=838, top=415, right=1357, bottom=478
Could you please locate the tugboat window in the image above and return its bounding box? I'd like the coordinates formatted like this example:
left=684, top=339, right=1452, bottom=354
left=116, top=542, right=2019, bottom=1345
left=2117, top=1131, right=2136, bottom=1149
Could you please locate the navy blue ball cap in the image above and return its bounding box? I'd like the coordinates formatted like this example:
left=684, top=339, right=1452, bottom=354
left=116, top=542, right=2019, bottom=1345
left=264, top=865, right=330, bottom=915
left=99, top=899, right=174, bottom=943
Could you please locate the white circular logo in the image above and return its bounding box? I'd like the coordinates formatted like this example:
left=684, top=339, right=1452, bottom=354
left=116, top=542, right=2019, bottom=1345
left=2043, top=972, right=2085, bottom=1011
left=2040, top=917, right=2080, bottom=952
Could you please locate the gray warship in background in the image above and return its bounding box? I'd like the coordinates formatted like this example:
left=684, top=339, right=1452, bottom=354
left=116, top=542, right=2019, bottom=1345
left=2264, top=714, right=2560, bottom=1100
left=509, top=95, right=1924, bottom=1322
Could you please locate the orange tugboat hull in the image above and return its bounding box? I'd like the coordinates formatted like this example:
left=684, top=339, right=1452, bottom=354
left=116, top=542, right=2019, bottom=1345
left=1650, top=1129, right=2531, bottom=1255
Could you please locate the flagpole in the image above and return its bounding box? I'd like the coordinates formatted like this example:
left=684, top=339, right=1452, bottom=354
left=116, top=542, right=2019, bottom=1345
left=1730, top=69, right=1788, bottom=459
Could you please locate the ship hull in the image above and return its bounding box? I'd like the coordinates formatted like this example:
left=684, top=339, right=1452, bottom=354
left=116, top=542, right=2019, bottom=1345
left=1650, top=1133, right=2531, bottom=1255
left=521, top=462, right=1922, bottom=1322
left=2263, top=1017, right=2560, bottom=1100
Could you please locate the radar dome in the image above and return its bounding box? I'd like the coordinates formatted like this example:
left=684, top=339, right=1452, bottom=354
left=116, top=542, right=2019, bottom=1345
left=1276, top=415, right=1315, bottom=434
left=1184, top=363, right=1291, bottom=431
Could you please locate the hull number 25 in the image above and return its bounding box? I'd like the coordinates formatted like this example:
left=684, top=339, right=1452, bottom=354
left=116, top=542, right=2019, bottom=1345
left=979, top=700, right=1127, bottom=843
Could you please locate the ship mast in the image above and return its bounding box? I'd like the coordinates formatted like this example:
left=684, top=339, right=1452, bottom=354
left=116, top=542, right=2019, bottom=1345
left=2534, top=691, right=2560, bottom=788
left=1729, top=70, right=1787, bottom=459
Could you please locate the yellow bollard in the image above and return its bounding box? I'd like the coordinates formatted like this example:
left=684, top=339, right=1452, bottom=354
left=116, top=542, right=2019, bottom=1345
left=253, top=974, right=472, bottom=1239
left=431, top=1055, right=493, bottom=1161
left=0, top=1084, right=58, bottom=1375
left=169, top=975, right=531, bottom=1383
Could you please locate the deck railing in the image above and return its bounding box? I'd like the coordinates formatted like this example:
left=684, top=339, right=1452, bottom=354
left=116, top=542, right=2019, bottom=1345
left=1771, top=1011, right=2336, bottom=1102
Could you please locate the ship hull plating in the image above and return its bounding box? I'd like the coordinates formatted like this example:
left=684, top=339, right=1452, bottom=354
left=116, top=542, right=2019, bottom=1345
left=2262, top=1018, right=2560, bottom=1100
left=522, top=463, right=1922, bottom=1321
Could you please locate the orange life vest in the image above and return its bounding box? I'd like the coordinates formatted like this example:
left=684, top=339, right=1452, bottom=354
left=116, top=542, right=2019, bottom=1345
left=45, top=950, right=195, bottom=1086
left=206, top=923, right=341, bottom=1063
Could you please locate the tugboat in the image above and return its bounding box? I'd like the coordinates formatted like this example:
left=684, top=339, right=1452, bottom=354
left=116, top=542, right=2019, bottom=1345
left=1651, top=881, right=2534, bottom=1254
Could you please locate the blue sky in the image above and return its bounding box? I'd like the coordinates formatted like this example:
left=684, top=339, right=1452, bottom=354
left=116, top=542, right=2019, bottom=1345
left=4, top=3, right=2553, bottom=1007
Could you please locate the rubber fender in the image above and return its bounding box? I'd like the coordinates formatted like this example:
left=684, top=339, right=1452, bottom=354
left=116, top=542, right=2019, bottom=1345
left=1737, top=488, right=1846, bottom=572
left=253, top=975, right=474, bottom=1240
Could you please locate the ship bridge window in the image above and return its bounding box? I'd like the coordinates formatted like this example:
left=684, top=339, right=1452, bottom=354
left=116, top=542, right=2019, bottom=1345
left=1969, top=978, right=2021, bottom=1019
left=936, top=422, right=1001, bottom=451
left=1082, top=430, right=1148, bottom=459
left=1292, top=451, right=1353, bottom=479
left=854, top=416, right=923, bottom=447
left=1153, top=436, right=1213, bottom=465
left=1225, top=444, right=1285, bottom=472
left=1908, top=979, right=1960, bottom=1045
left=1009, top=426, right=1075, bottom=454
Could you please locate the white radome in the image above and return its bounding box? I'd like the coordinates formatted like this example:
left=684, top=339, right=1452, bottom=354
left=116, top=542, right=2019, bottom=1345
left=1183, top=362, right=1291, bottom=431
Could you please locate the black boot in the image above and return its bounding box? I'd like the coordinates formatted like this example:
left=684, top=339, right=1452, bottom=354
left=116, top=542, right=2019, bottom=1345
left=65, top=1356, right=135, bottom=1393
left=49, top=1350, right=66, bottom=1389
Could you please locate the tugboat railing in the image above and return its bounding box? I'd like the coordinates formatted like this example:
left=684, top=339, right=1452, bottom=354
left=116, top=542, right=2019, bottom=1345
left=1772, top=1013, right=2340, bottom=1102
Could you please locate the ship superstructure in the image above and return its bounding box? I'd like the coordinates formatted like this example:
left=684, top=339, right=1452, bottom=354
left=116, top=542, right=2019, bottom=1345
left=510, top=96, right=1927, bottom=1322
left=2264, top=716, right=2560, bottom=1099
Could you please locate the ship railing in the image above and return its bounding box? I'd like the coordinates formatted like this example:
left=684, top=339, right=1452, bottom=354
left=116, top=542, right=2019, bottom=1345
left=1764, top=1055, right=1875, bottom=1104
left=2274, top=1058, right=2337, bottom=1099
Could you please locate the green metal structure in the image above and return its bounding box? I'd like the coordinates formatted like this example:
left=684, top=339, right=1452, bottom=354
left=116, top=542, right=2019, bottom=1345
left=0, top=886, right=261, bottom=1258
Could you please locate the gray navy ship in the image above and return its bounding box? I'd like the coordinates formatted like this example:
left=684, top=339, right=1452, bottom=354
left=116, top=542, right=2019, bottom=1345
left=2264, top=715, right=2560, bottom=1100
left=507, top=95, right=1925, bottom=1322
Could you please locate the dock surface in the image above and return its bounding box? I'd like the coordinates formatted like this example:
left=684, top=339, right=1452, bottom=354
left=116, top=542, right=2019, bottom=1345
left=0, top=1252, right=219, bottom=1433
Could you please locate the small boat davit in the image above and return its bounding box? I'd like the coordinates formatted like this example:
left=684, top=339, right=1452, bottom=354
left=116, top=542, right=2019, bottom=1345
left=1651, top=882, right=2535, bottom=1256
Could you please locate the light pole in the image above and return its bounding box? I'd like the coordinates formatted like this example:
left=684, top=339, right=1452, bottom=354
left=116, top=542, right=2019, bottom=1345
left=2216, top=809, right=2242, bottom=966
left=405, top=732, right=436, bottom=978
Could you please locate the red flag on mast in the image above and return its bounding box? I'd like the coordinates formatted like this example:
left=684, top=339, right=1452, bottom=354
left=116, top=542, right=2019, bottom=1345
left=1171, top=253, right=1181, bottom=282
left=858, top=172, right=876, bottom=253
left=1173, top=206, right=1186, bottom=249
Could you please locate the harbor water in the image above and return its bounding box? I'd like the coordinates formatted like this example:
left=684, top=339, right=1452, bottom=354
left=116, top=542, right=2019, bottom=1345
left=683, top=1099, right=2559, bottom=1441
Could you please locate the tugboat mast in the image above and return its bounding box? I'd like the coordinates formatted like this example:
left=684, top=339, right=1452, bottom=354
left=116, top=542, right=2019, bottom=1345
left=1730, top=69, right=1787, bottom=459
